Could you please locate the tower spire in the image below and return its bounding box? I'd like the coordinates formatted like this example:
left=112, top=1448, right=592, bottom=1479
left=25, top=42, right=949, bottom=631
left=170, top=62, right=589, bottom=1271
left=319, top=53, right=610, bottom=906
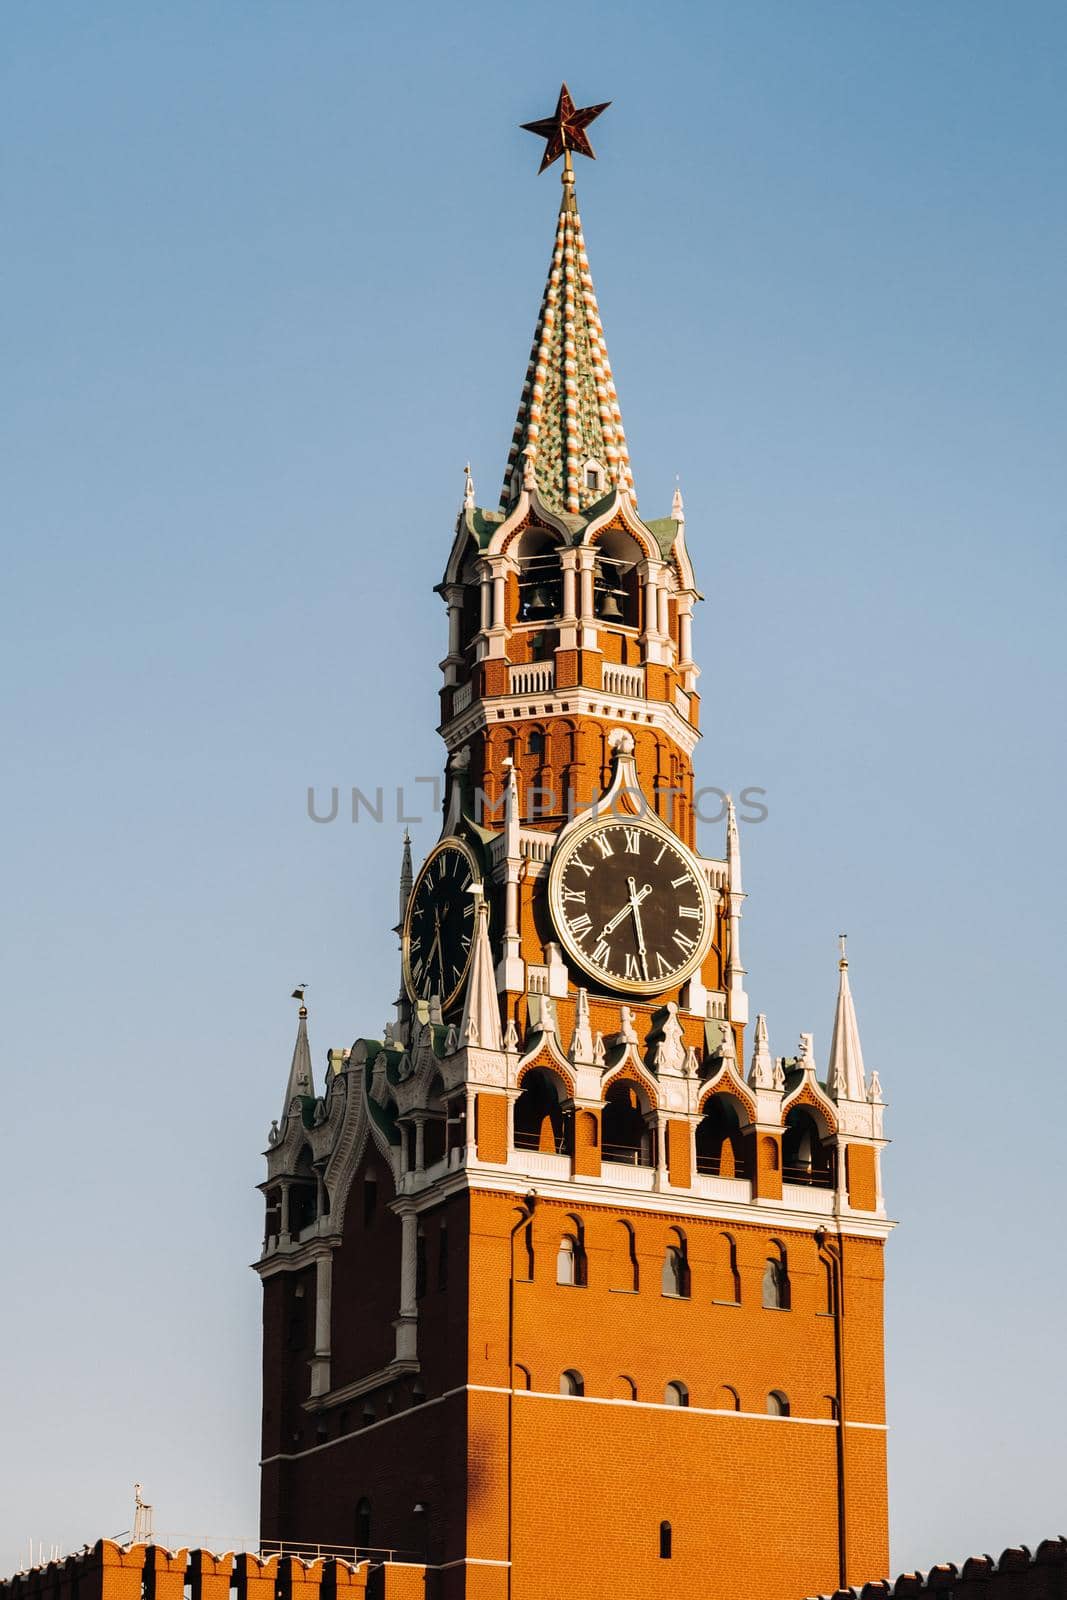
left=283, top=986, right=314, bottom=1112
left=503, top=89, right=633, bottom=515
left=827, top=935, right=868, bottom=1102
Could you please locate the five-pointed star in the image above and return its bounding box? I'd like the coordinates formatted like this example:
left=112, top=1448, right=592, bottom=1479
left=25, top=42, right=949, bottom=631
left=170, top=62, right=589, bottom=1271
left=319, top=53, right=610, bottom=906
left=521, top=83, right=611, bottom=174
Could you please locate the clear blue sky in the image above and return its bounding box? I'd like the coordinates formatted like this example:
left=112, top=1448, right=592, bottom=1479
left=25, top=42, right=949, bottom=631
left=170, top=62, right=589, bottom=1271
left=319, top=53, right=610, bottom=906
left=3, top=0, right=1065, bottom=1578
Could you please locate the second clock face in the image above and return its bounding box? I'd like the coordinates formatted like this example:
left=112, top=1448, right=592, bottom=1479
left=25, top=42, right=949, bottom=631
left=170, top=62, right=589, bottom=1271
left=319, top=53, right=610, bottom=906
left=549, top=818, right=713, bottom=994
left=402, top=838, right=480, bottom=1011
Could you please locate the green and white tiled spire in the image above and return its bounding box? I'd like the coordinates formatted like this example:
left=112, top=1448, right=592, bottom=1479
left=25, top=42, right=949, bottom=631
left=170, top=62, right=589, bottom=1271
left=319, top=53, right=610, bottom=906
left=501, top=160, right=635, bottom=517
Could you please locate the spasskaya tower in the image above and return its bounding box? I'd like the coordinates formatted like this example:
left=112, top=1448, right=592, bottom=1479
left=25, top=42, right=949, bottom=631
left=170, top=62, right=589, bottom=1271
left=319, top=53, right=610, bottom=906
left=257, top=86, right=892, bottom=1600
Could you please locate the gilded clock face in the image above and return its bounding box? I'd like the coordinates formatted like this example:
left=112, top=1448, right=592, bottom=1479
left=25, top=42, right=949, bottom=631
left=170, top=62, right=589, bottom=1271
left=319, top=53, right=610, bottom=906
left=548, top=818, right=713, bottom=994
left=402, top=838, right=480, bottom=1011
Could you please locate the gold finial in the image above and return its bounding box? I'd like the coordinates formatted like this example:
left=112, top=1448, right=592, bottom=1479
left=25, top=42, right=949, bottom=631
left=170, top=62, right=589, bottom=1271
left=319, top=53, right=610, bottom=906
left=291, top=984, right=308, bottom=1019
left=838, top=934, right=848, bottom=969
left=521, top=83, right=611, bottom=175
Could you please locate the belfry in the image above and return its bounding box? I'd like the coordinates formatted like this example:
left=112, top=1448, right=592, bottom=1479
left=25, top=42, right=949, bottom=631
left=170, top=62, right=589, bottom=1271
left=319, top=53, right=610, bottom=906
left=258, top=87, right=892, bottom=1600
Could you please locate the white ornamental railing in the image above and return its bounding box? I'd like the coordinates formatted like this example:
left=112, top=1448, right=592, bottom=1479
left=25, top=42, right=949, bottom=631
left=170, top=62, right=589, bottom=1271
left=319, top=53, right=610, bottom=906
left=781, top=1182, right=836, bottom=1214
left=602, top=662, right=645, bottom=698
left=509, top=662, right=555, bottom=695
left=451, top=681, right=473, bottom=714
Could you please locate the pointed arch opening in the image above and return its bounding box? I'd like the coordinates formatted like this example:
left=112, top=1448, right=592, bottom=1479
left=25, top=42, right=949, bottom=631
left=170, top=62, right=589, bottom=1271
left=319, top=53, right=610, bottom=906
left=695, top=1094, right=750, bottom=1179
left=783, top=1105, right=835, bottom=1189
left=592, top=528, right=643, bottom=628
left=602, top=1078, right=654, bottom=1168
left=514, top=1067, right=572, bottom=1155
left=289, top=1144, right=319, bottom=1235
left=515, top=529, right=563, bottom=623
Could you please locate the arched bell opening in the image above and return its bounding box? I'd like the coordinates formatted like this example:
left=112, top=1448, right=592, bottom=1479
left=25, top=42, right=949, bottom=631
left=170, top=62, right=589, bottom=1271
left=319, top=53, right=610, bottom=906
left=601, top=1079, right=655, bottom=1168
left=695, top=1094, right=751, bottom=1179
left=423, top=1073, right=448, bottom=1170
left=515, top=530, right=563, bottom=623
left=592, top=528, right=642, bottom=627
left=513, top=1067, right=572, bottom=1155
left=288, top=1144, right=319, bottom=1236
left=782, top=1106, right=836, bottom=1189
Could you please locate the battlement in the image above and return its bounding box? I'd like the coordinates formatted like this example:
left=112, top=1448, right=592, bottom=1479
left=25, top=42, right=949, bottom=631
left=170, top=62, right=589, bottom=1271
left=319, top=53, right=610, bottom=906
left=806, top=1538, right=1067, bottom=1599
left=0, top=1544, right=428, bottom=1600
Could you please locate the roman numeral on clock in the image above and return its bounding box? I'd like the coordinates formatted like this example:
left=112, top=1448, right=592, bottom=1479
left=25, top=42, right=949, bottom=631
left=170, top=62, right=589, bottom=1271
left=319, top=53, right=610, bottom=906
left=594, top=834, right=614, bottom=860
left=670, top=873, right=690, bottom=889
left=570, top=913, right=593, bottom=939
left=672, top=930, right=697, bottom=956
left=624, top=953, right=641, bottom=980
left=623, top=828, right=641, bottom=854
left=563, top=888, right=586, bottom=904
left=593, top=938, right=612, bottom=966
left=678, top=905, right=700, bottom=920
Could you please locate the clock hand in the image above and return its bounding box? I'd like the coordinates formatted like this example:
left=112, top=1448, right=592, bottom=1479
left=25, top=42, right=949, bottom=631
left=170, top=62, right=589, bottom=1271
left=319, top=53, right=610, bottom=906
left=597, top=882, right=652, bottom=940
left=627, top=877, right=651, bottom=982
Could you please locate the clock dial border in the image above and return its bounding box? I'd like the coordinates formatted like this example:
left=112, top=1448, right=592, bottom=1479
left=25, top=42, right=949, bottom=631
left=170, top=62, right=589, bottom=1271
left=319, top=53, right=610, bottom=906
left=547, top=813, right=714, bottom=996
left=401, top=836, right=483, bottom=1012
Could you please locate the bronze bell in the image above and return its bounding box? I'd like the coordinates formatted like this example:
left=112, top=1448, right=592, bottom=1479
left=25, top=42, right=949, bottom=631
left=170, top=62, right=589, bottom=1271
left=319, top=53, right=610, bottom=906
left=599, top=590, right=624, bottom=620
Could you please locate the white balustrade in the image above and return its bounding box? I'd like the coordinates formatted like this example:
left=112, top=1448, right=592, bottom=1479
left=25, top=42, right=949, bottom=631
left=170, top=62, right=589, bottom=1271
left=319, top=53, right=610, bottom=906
left=452, top=681, right=473, bottom=714
left=601, top=662, right=645, bottom=698
left=509, top=662, right=555, bottom=695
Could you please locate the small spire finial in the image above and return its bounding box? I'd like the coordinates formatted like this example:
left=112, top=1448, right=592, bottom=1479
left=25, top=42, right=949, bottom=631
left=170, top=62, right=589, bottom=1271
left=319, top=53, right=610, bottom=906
left=463, top=462, right=475, bottom=510
left=521, top=83, right=611, bottom=175
left=291, top=984, right=308, bottom=1019
left=839, top=933, right=848, bottom=968
left=672, top=479, right=684, bottom=521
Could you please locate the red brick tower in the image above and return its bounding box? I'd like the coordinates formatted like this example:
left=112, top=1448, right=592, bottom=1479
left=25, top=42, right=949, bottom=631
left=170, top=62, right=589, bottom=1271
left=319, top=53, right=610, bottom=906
left=257, top=88, right=892, bottom=1600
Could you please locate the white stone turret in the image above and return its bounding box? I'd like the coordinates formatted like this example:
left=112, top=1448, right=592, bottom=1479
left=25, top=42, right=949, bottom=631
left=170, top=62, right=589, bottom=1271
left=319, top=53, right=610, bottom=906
left=459, top=885, right=502, bottom=1051
left=827, top=936, right=867, bottom=1103
left=748, top=1012, right=775, bottom=1089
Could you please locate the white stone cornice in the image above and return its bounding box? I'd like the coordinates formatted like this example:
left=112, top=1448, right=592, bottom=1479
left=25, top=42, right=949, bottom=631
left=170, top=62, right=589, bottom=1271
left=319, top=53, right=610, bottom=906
left=440, top=686, right=701, bottom=758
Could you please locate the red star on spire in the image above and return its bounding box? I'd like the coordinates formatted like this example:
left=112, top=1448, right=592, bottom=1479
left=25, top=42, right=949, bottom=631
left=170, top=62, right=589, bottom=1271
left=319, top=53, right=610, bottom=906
left=521, top=83, right=611, bottom=174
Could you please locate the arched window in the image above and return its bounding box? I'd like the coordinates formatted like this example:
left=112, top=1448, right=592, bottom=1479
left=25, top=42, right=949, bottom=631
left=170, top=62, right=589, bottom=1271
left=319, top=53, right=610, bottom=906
left=717, top=1384, right=741, bottom=1411
left=527, top=729, right=545, bottom=756
left=820, top=1254, right=835, bottom=1316
left=289, top=1145, right=319, bottom=1234
left=513, top=1364, right=531, bottom=1391
left=611, top=1219, right=639, bottom=1292
left=661, top=1229, right=691, bottom=1299
left=767, top=1390, right=790, bottom=1417
left=712, top=1232, right=741, bottom=1305
left=664, top=1381, right=689, bottom=1407
left=602, top=1079, right=653, bottom=1167
left=514, top=1068, right=570, bottom=1154
left=560, top=1369, right=584, bottom=1397
left=424, top=1074, right=447, bottom=1169
left=592, top=529, right=642, bottom=627
left=762, top=1241, right=791, bottom=1310
left=355, top=1498, right=372, bottom=1551
left=823, top=1394, right=839, bottom=1420
left=659, top=1521, right=673, bottom=1560
left=516, top=532, right=563, bottom=621
left=556, top=1229, right=587, bottom=1287
left=783, top=1107, right=835, bottom=1188
left=611, top=1374, right=637, bottom=1400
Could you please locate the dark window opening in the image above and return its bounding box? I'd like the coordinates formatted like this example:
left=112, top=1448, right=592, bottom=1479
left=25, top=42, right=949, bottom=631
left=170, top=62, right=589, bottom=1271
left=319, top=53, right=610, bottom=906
left=602, top=1081, right=653, bottom=1167
left=355, top=1498, right=371, bottom=1552
left=783, top=1107, right=835, bottom=1188
left=517, top=543, right=562, bottom=621
left=762, top=1242, right=791, bottom=1311
left=659, top=1522, right=673, bottom=1560
left=514, top=1068, right=570, bottom=1154
left=363, top=1171, right=378, bottom=1226
left=438, top=1222, right=449, bottom=1290
left=695, top=1096, right=750, bottom=1179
